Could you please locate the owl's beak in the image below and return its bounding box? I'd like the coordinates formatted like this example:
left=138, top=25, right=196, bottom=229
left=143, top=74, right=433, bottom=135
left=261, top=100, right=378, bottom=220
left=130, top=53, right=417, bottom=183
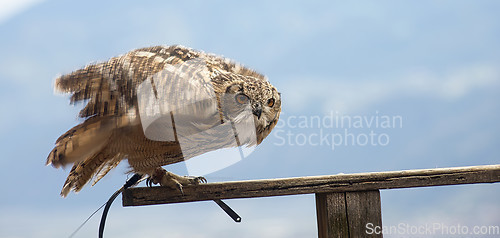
left=252, top=103, right=262, bottom=119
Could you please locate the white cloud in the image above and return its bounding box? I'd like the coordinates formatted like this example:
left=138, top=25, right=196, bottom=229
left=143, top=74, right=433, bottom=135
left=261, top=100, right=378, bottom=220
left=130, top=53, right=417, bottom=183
left=0, top=0, right=45, bottom=24
left=405, top=64, right=500, bottom=100
left=282, top=63, right=500, bottom=114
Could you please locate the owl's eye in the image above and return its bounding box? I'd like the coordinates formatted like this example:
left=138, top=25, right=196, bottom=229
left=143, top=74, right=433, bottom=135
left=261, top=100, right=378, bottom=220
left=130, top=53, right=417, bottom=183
left=267, top=98, right=275, bottom=107
left=235, top=94, right=249, bottom=104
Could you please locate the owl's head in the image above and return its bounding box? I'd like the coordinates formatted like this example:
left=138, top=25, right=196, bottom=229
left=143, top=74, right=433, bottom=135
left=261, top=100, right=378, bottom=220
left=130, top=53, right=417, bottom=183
left=220, top=76, right=281, bottom=145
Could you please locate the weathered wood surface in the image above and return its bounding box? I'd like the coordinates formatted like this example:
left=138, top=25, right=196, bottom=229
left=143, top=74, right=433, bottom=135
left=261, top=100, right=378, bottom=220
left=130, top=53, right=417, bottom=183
left=345, top=191, right=382, bottom=237
left=316, top=192, right=348, bottom=237
left=316, top=191, right=383, bottom=238
left=123, top=164, right=500, bottom=206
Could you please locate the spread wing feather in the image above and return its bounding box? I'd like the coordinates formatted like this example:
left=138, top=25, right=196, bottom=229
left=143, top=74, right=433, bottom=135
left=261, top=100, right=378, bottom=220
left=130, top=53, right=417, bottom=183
left=55, top=46, right=196, bottom=118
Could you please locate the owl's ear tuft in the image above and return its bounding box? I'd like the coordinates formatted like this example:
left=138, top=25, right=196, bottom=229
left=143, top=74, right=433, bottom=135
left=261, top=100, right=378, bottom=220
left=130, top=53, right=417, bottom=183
left=225, top=83, right=243, bottom=94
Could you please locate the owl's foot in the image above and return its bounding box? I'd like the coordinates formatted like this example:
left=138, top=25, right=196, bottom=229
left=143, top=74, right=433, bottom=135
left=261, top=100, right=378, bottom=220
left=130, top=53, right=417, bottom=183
left=146, top=167, right=207, bottom=195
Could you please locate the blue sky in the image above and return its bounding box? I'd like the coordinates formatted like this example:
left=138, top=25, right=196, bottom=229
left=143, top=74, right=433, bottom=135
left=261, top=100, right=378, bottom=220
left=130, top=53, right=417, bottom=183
left=1, top=1, right=499, bottom=237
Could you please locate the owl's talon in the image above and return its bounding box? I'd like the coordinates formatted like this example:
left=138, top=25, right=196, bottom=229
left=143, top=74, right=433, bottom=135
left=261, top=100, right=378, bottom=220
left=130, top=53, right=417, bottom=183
left=194, top=176, right=207, bottom=184
left=150, top=168, right=206, bottom=194
left=184, top=176, right=207, bottom=185
left=176, top=183, right=184, bottom=195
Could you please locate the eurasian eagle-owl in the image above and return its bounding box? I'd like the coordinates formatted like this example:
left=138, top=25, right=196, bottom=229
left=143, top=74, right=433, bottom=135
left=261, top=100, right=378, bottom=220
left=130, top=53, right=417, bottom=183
left=47, top=45, right=281, bottom=197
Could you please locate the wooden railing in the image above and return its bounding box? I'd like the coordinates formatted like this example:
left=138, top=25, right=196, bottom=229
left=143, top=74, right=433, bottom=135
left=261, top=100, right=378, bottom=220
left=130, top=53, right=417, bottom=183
left=122, top=164, right=500, bottom=237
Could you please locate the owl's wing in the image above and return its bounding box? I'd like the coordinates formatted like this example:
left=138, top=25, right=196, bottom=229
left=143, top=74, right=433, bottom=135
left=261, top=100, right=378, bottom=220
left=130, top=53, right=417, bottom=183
left=136, top=56, right=222, bottom=141
left=55, top=45, right=213, bottom=120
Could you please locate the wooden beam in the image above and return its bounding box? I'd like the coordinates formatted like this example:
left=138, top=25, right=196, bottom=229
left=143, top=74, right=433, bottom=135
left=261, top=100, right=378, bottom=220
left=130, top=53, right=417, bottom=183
left=123, top=164, right=500, bottom=207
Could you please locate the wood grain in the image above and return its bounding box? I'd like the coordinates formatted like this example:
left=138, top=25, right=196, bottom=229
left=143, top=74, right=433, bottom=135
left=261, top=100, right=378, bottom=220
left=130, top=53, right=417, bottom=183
left=345, top=191, right=382, bottom=237
left=123, top=164, right=500, bottom=206
left=316, top=192, right=349, bottom=238
left=316, top=191, right=382, bottom=238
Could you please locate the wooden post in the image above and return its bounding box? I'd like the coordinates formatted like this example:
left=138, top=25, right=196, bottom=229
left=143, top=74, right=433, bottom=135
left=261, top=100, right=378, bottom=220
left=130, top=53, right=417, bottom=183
left=316, top=192, right=349, bottom=237
left=316, top=190, right=382, bottom=238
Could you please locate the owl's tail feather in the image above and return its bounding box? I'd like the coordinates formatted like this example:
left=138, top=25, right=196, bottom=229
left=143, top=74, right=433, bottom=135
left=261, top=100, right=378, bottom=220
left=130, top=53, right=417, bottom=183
left=60, top=151, right=109, bottom=197
left=46, top=116, right=121, bottom=197
left=91, top=154, right=124, bottom=186
left=46, top=116, right=115, bottom=168
left=60, top=151, right=124, bottom=197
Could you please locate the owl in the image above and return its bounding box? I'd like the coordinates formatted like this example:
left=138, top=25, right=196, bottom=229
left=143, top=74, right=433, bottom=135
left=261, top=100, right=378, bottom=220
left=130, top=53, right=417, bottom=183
left=47, top=45, right=281, bottom=197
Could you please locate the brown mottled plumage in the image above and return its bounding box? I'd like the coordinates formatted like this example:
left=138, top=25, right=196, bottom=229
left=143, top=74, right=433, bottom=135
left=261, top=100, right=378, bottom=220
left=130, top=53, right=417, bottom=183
left=47, top=45, right=281, bottom=197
